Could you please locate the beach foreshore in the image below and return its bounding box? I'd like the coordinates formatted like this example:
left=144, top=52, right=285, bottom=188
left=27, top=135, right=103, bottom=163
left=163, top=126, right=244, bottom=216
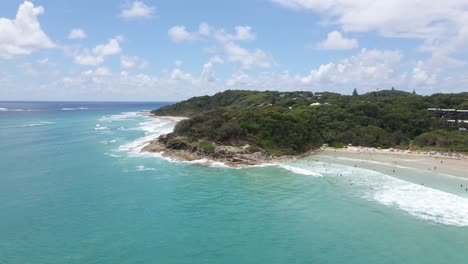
left=322, top=146, right=468, bottom=178
left=325, top=146, right=467, bottom=160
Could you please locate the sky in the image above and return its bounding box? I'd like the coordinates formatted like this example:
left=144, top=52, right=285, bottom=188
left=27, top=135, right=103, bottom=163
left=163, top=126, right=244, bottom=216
left=1, top=0, right=468, bottom=101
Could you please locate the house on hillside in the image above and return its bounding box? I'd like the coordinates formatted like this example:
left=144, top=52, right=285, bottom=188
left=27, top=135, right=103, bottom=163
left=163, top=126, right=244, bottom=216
left=427, top=108, right=468, bottom=128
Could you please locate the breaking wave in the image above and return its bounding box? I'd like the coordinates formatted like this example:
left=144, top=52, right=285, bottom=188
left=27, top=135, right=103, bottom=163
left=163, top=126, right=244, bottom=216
left=18, top=121, right=55, bottom=128
left=282, top=161, right=468, bottom=227
left=61, top=107, right=88, bottom=111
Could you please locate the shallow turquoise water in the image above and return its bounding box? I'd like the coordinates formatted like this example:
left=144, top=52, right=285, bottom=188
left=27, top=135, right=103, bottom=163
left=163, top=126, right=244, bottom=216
left=1, top=102, right=468, bottom=264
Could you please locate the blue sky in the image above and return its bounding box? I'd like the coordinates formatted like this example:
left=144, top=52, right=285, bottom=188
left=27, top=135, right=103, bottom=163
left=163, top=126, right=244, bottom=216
left=1, top=0, right=468, bottom=101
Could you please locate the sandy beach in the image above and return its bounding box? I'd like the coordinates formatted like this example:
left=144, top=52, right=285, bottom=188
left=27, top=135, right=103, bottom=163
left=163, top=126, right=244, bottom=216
left=322, top=146, right=468, bottom=178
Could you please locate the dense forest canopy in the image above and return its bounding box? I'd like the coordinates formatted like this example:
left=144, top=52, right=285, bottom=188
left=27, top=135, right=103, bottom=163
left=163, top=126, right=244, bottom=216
left=152, top=90, right=468, bottom=155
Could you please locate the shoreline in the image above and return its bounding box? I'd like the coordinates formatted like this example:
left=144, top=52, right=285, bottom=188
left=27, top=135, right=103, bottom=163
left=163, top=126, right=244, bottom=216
left=321, top=146, right=468, bottom=179
left=142, top=137, right=317, bottom=168
left=325, top=146, right=467, bottom=160
left=142, top=115, right=468, bottom=171
left=142, top=115, right=316, bottom=168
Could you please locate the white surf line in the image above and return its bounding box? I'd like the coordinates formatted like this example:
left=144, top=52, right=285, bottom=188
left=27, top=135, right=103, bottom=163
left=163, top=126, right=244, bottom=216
left=280, top=161, right=468, bottom=226
left=278, top=164, right=323, bottom=177
left=18, top=121, right=55, bottom=128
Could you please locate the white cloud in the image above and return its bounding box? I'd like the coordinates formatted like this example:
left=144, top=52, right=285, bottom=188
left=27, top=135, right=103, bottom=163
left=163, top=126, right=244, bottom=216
left=273, top=0, right=468, bottom=58
left=200, top=56, right=224, bottom=82
left=37, top=58, right=49, bottom=64
left=170, top=68, right=194, bottom=82
left=410, top=61, right=437, bottom=87
left=92, top=36, right=122, bottom=56
left=95, top=67, right=112, bottom=76
left=168, top=23, right=272, bottom=69
left=199, top=22, right=211, bottom=36
left=120, top=55, right=147, bottom=69
left=73, top=49, right=104, bottom=66
left=74, top=36, right=123, bottom=66
left=214, top=26, right=256, bottom=42
left=168, top=23, right=256, bottom=43
left=316, top=31, right=358, bottom=50
left=300, top=48, right=403, bottom=89
left=68, top=28, right=86, bottom=39
left=224, top=42, right=273, bottom=69
left=120, top=55, right=137, bottom=69
left=168, top=26, right=197, bottom=43
left=0, top=1, right=54, bottom=59
left=10, top=47, right=468, bottom=101
left=120, top=1, right=155, bottom=19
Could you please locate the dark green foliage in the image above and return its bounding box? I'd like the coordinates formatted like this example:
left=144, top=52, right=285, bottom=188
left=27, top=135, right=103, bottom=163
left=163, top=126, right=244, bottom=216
left=414, top=130, right=468, bottom=152
left=153, top=89, right=468, bottom=155
left=152, top=90, right=315, bottom=116
left=165, top=136, right=190, bottom=150
left=329, top=142, right=346, bottom=148
left=426, top=92, right=468, bottom=109
left=197, top=141, right=216, bottom=154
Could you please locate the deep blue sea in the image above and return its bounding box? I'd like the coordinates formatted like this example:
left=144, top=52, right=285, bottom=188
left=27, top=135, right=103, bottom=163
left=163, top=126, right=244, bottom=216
left=2, top=102, right=468, bottom=264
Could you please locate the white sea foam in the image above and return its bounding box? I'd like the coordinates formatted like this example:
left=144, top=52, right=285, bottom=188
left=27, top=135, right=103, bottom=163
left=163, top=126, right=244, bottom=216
left=94, top=124, right=109, bottom=130
left=99, top=111, right=143, bottom=122
left=373, top=182, right=468, bottom=226
left=279, top=165, right=323, bottom=177
left=104, top=153, right=120, bottom=158
left=19, top=121, right=55, bottom=128
left=0, top=107, right=36, bottom=112
left=281, top=161, right=468, bottom=226
left=117, top=116, right=175, bottom=155
left=136, top=165, right=157, bottom=171
left=183, top=158, right=230, bottom=168
left=61, top=107, right=88, bottom=111
left=114, top=115, right=231, bottom=168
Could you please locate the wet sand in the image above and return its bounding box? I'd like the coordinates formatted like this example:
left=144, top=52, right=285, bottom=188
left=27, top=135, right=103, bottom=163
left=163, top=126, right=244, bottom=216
left=323, top=147, right=468, bottom=178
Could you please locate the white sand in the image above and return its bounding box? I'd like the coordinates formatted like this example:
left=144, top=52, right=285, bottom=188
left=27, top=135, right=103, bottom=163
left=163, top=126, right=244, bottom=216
left=322, top=147, right=468, bottom=178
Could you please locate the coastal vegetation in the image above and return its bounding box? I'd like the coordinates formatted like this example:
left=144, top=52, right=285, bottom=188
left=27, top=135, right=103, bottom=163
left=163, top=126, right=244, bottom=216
left=151, top=90, right=468, bottom=155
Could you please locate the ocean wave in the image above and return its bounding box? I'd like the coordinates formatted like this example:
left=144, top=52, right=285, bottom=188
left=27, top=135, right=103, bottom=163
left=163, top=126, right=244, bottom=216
left=183, top=158, right=230, bottom=168
left=281, top=161, right=468, bottom=226
left=279, top=165, right=323, bottom=177
left=18, top=121, right=55, bottom=128
left=373, top=182, right=468, bottom=226
left=117, top=118, right=175, bottom=155
left=136, top=165, right=157, bottom=171
left=111, top=113, right=234, bottom=168
left=0, top=107, right=37, bottom=112
left=94, top=124, right=109, bottom=131
left=99, top=111, right=144, bottom=122
left=104, top=152, right=121, bottom=158
left=61, top=107, right=88, bottom=111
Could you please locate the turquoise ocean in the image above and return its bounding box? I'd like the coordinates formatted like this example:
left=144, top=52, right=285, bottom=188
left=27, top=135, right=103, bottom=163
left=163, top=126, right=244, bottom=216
left=2, top=102, right=468, bottom=264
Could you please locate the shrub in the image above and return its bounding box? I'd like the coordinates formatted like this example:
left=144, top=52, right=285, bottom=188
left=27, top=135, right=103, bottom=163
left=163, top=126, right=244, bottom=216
left=197, top=141, right=216, bottom=154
